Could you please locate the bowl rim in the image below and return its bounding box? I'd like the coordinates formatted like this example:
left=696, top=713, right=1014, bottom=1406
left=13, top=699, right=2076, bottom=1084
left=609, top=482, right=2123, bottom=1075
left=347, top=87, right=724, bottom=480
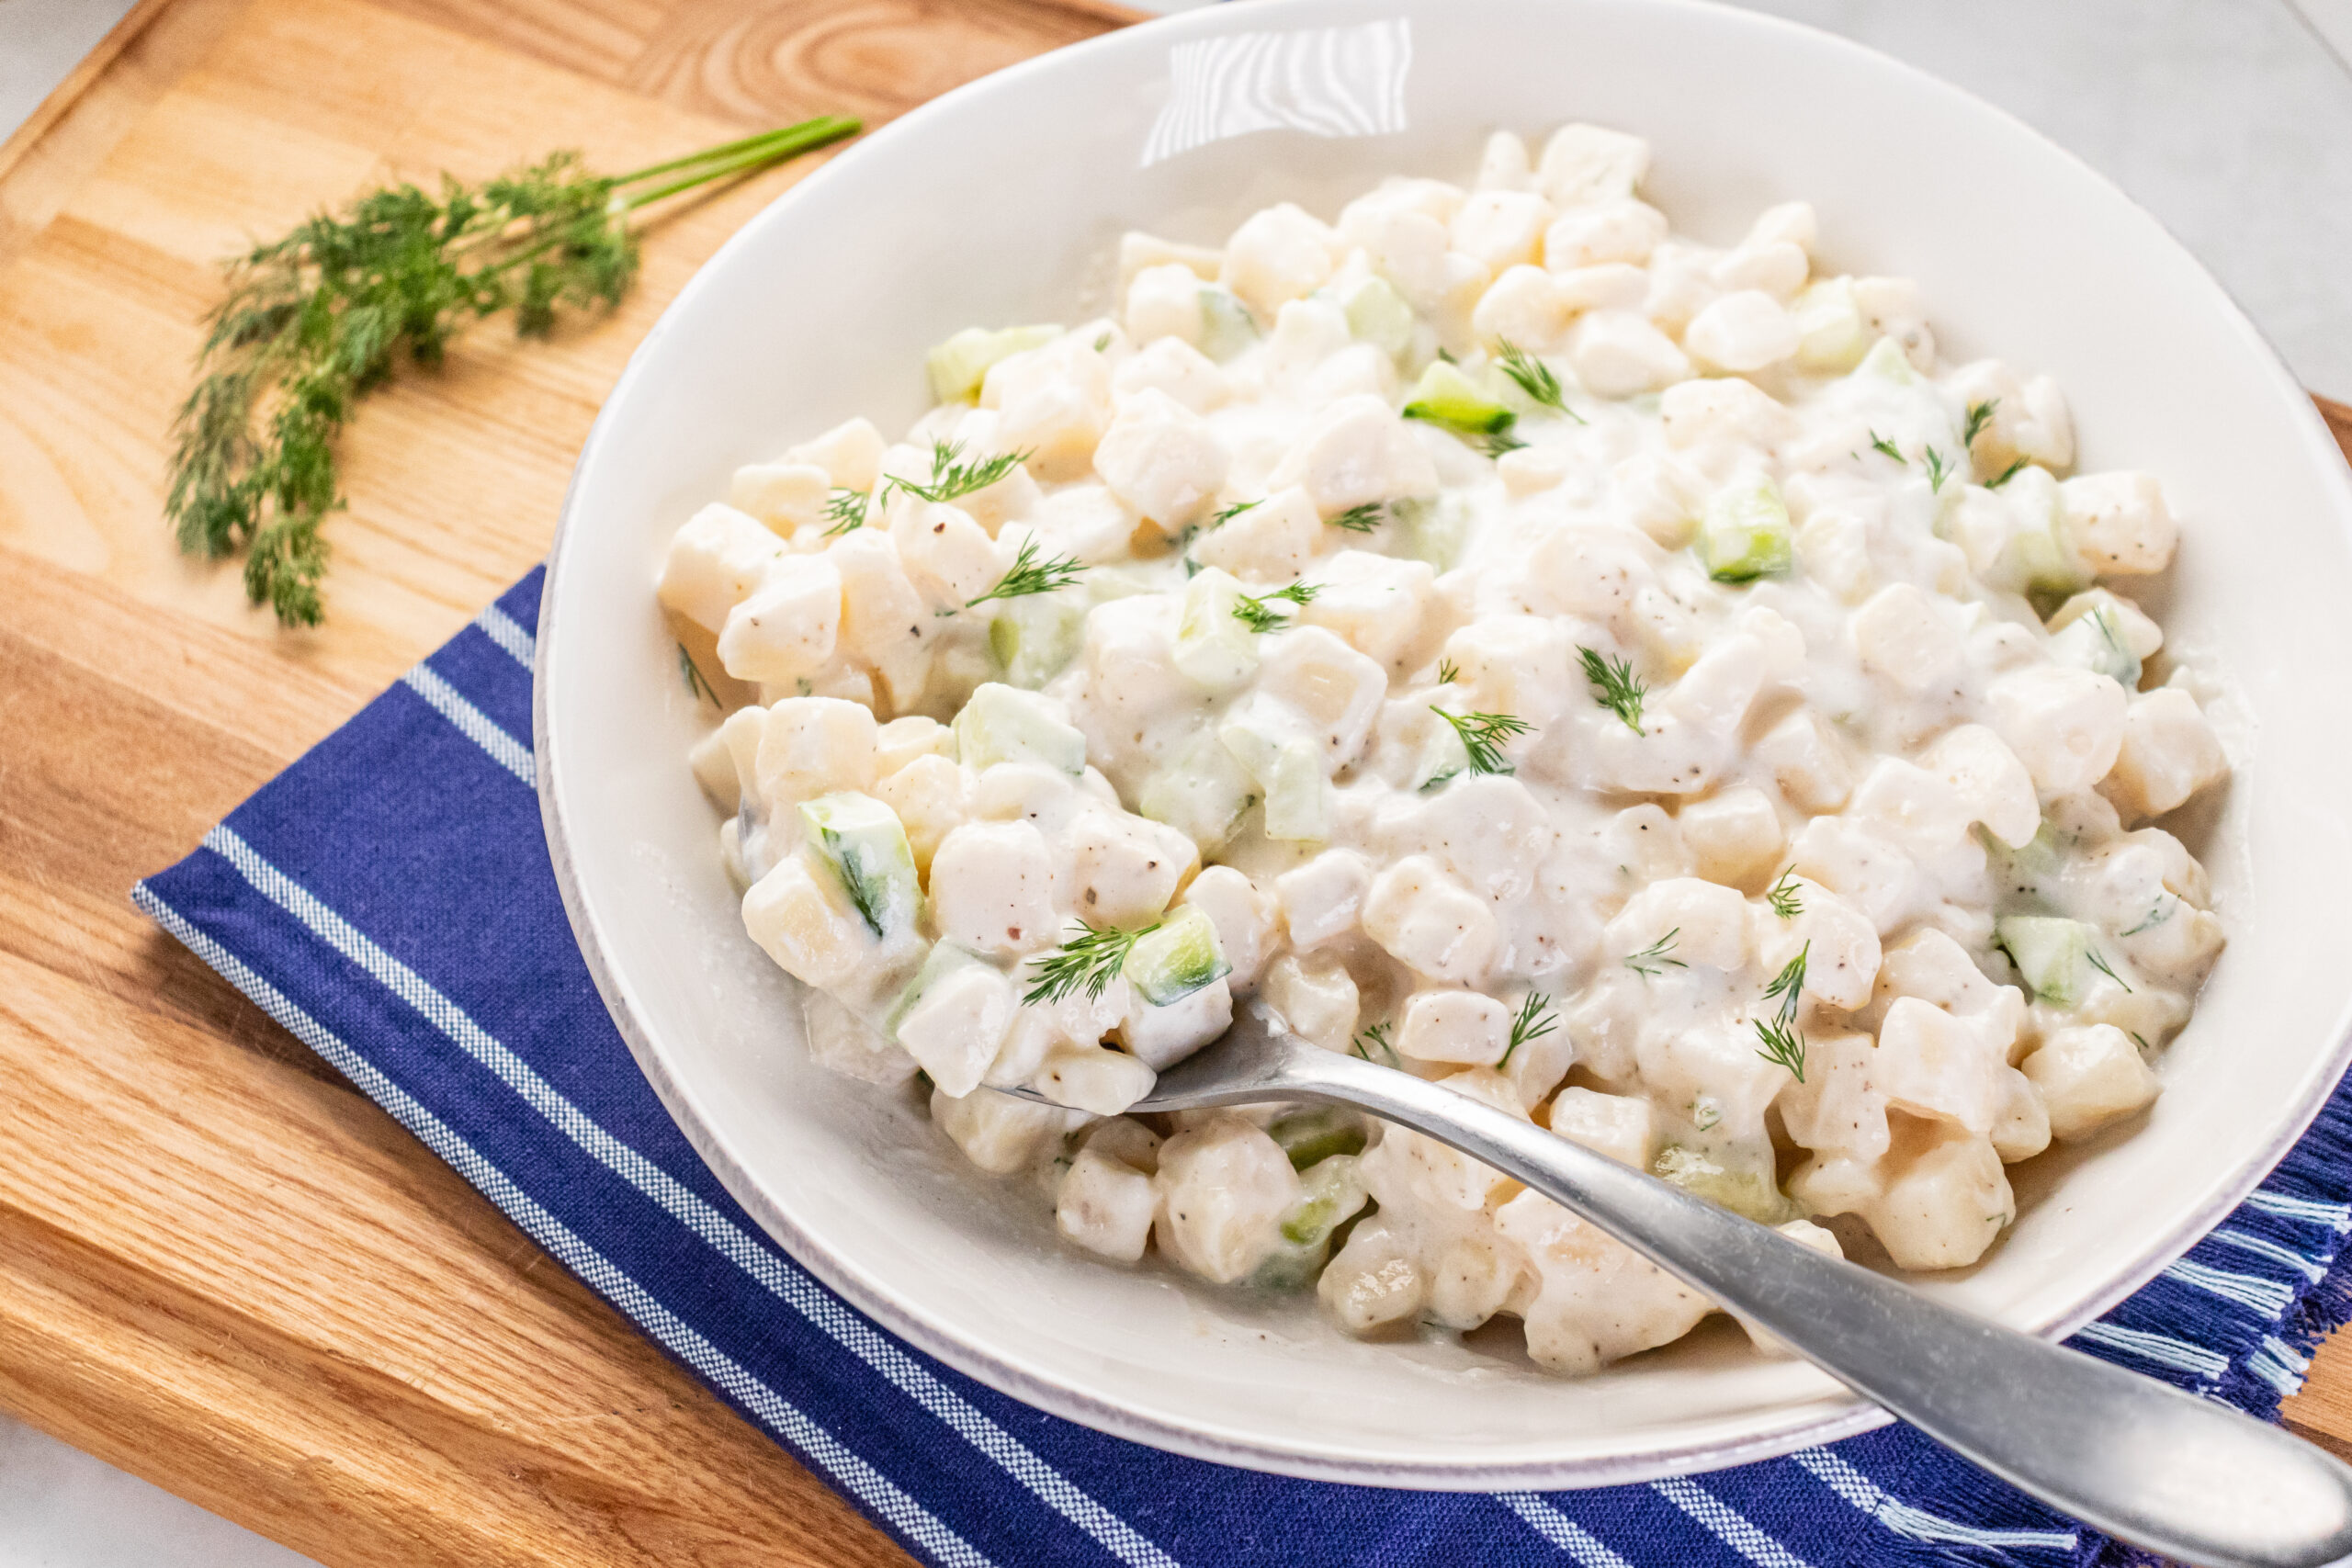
left=536, top=0, right=2352, bottom=1488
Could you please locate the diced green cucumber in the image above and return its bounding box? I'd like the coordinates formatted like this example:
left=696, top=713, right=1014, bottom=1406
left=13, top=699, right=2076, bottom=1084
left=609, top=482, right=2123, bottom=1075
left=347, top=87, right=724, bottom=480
left=1122, top=905, right=1230, bottom=1006
left=1279, top=1153, right=1370, bottom=1247
left=1222, top=717, right=1329, bottom=840
left=1852, top=335, right=1920, bottom=387
left=2046, top=606, right=2142, bottom=687
left=1171, top=568, right=1261, bottom=693
left=1992, top=467, right=2088, bottom=599
left=1392, top=493, right=1467, bottom=571
left=1994, top=915, right=2093, bottom=1006
left=885, top=942, right=989, bottom=1041
left=1136, top=732, right=1258, bottom=852
left=1652, top=1145, right=1793, bottom=1225
left=1401, top=360, right=1518, bottom=435
left=798, top=792, right=921, bottom=940
left=952, top=682, right=1087, bottom=775
left=1697, top=475, right=1794, bottom=581
left=925, top=324, right=1061, bottom=404
left=1339, top=275, right=1416, bottom=358
left=988, top=597, right=1086, bottom=690
left=1268, top=1107, right=1368, bottom=1172
left=1197, top=287, right=1260, bottom=361
left=1791, top=278, right=1871, bottom=374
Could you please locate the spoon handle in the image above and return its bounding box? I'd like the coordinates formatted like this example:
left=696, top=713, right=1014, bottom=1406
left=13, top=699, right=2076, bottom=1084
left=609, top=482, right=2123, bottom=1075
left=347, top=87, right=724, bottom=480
left=1261, top=1034, right=2352, bottom=1568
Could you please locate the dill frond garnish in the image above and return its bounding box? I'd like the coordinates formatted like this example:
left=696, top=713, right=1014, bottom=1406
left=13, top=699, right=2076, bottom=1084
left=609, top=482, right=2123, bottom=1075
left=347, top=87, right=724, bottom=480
left=1328, top=502, right=1385, bottom=533
left=2086, top=949, right=2132, bottom=993
left=1211, top=498, right=1262, bottom=527
left=1923, top=446, right=1953, bottom=492
left=1963, top=399, right=1999, bottom=448
left=821, top=487, right=870, bottom=536
left=677, top=644, right=717, bottom=706
left=967, top=536, right=1084, bottom=607
left=1351, top=1021, right=1401, bottom=1066
left=1023, top=920, right=1160, bottom=1005
left=166, top=116, right=861, bottom=626
left=1476, top=426, right=1528, bottom=457
left=1754, top=941, right=1810, bottom=1080
left=1499, top=991, right=1557, bottom=1068
left=887, top=438, right=1032, bottom=505
left=1437, top=659, right=1459, bottom=684
left=1432, top=707, right=1532, bottom=775
left=1577, top=645, right=1647, bottom=733
left=1624, top=929, right=1687, bottom=980
left=1866, top=430, right=1904, bottom=463
left=1233, top=581, right=1317, bottom=633
left=1494, top=339, right=1582, bottom=422
left=1988, top=457, right=2030, bottom=489
left=1766, top=869, right=1804, bottom=920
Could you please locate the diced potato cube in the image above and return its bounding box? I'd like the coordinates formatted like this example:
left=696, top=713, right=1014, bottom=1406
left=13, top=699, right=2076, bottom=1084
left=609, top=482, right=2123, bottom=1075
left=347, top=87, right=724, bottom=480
left=1922, top=724, right=2040, bottom=850
left=1261, top=952, right=1359, bottom=1053
left=932, top=1085, right=1076, bottom=1175
left=1682, top=289, right=1799, bottom=373
left=1092, top=387, right=1229, bottom=531
left=1660, top=377, right=1798, bottom=454
left=1566, top=310, right=1690, bottom=398
left=728, top=461, right=831, bottom=535
left=2106, top=687, right=2227, bottom=819
left=1155, top=1116, right=1301, bottom=1282
left=1712, top=240, right=1809, bottom=300
left=1254, top=626, right=1391, bottom=768
left=1317, top=1218, right=1427, bottom=1335
left=2061, top=472, right=2177, bottom=576
left=872, top=753, right=966, bottom=876
left=1068, top=810, right=1195, bottom=928
left=1119, top=979, right=1231, bottom=1071
left=1396, top=987, right=1510, bottom=1066
left=1754, top=879, right=1881, bottom=1010
left=1267, top=393, right=1439, bottom=517
left=1034, top=1043, right=1159, bottom=1114
left=741, top=852, right=874, bottom=989
left=1191, top=484, right=1323, bottom=583
left=1988, top=665, right=2129, bottom=795
left=888, top=500, right=999, bottom=606
left=929, top=820, right=1058, bottom=957
left=1756, top=708, right=1852, bottom=811
left=2023, top=1024, right=2161, bottom=1140
left=1276, top=849, right=1373, bottom=949
left=756, top=696, right=877, bottom=807
left=659, top=503, right=785, bottom=633
left=1875, top=997, right=2004, bottom=1135
left=1176, top=866, right=1278, bottom=992
left=1299, top=549, right=1436, bottom=671
left=1057, top=1145, right=1158, bottom=1261
left=1546, top=1087, right=1654, bottom=1168
left=717, top=555, right=842, bottom=685
left=1849, top=583, right=1960, bottom=694
left=1125, top=262, right=1208, bottom=347
left=1536, top=123, right=1651, bottom=207
left=801, top=988, right=916, bottom=1088
left=1861, top=1129, right=2012, bottom=1270
left=1542, top=198, right=1667, bottom=271
left=1362, top=855, right=1501, bottom=982
left=896, top=958, right=1016, bottom=1097
left=1441, top=615, right=1574, bottom=730
left=1218, top=202, right=1340, bottom=319
left=1112, top=336, right=1227, bottom=414
left=1469, top=264, right=1570, bottom=350
left=1451, top=189, right=1552, bottom=271
left=1678, top=786, right=1783, bottom=888
left=783, top=417, right=886, bottom=492
left=1606, top=876, right=1748, bottom=971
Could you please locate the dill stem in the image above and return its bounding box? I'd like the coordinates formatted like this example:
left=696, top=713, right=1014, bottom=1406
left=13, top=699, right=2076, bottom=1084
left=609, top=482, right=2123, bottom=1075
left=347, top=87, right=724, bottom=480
left=616, top=116, right=860, bottom=209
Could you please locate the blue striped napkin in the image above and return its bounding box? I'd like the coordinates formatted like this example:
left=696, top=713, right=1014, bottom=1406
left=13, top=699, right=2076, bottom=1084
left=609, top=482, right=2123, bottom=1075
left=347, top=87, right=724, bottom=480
left=138, top=566, right=2352, bottom=1568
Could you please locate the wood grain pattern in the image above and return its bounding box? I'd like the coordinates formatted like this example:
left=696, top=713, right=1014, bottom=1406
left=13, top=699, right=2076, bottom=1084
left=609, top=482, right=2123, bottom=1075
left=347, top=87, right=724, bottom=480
left=0, top=1, right=2343, bottom=1562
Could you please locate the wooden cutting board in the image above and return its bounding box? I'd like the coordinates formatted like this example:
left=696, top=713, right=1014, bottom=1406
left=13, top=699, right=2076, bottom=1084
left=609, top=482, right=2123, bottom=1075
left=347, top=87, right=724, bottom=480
left=4, top=2, right=2351, bottom=1563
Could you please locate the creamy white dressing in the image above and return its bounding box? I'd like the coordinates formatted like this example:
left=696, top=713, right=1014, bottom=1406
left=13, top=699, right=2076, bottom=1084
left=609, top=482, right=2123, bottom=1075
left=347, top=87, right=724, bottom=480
left=657, top=123, right=2230, bottom=1375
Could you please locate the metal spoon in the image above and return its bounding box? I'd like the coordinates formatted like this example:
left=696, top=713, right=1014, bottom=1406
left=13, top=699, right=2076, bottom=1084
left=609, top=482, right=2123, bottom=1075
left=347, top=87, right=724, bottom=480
left=1007, top=999, right=2352, bottom=1568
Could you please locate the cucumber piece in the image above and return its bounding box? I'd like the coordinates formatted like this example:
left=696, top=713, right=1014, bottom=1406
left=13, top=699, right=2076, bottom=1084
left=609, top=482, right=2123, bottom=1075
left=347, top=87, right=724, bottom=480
left=952, top=682, right=1087, bottom=775
left=1697, top=474, right=1794, bottom=581
left=1401, top=360, right=1518, bottom=435
left=1136, top=731, right=1258, bottom=852
left=1171, top=567, right=1261, bottom=693
left=1221, top=717, right=1329, bottom=841
left=925, top=324, right=1061, bottom=404
left=1994, top=467, right=2089, bottom=599
left=2046, top=606, right=2142, bottom=687
left=988, top=597, right=1086, bottom=690
left=1652, top=1145, right=1793, bottom=1225
left=1994, top=915, right=2091, bottom=1006
left=1852, top=335, right=1920, bottom=387
left=1197, top=287, right=1260, bottom=362
left=1268, top=1107, right=1368, bottom=1172
left=1122, top=905, right=1231, bottom=1006
left=885, top=942, right=987, bottom=1040
left=1393, top=493, right=1468, bottom=571
left=1279, top=1153, right=1370, bottom=1247
left=1792, top=278, right=1870, bottom=374
left=798, top=792, right=921, bottom=940
left=1339, top=275, right=1416, bottom=358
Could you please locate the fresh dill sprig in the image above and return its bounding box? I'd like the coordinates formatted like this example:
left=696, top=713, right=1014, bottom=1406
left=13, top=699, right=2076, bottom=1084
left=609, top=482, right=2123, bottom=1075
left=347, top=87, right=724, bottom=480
left=1499, top=991, right=1557, bottom=1068
left=1327, top=502, right=1385, bottom=533
left=1963, top=399, right=1999, bottom=448
left=166, top=116, right=861, bottom=626
left=1476, top=426, right=1528, bottom=457
left=2130, top=1031, right=2153, bottom=1053
left=1351, top=1021, right=1401, bottom=1066
left=1233, top=581, right=1317, bottom=633
left=1433, top=707, right=1532, bottom=775
left=967, top=536, right=1085, bottom=607
left=1754, top=942, right=1810, bottom=1079
left=1211, top=498, right=1262, bottom=527
left=2120, top=901, right=2172, bottom=937
left=1754, top=1013, right=1808, bottom=1082
left=822, top=487, right=870, bottom=536
left=1623, top=929, right=1686, bottom=979
left=888, top=438, right=1032, bottom=505
left=1436, top=659, right=1459, bottom=684
left=2086, top=949, right=2132, bottom=993
left=1022, top=919, right=1160, bottom=1005
left=1988, top=457, right=2030, bottom=489
left=1494, top=339, right=1581, bottom=421
left=1092, top=331, right=1112, bottom=352
left=1577, top=645, right=1647, bottom=733
left=1923, top=446, right=1953, bottom=492
left=1866, top=430, right=1904, bottom=464
left=1766, top=869, right=1804, bottom=920
left=677, top=644, right=717, bottom=706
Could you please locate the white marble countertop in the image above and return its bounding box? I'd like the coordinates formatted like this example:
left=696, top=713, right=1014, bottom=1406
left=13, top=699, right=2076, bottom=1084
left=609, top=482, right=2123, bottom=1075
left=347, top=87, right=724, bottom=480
left=1, top=1, right=2346, bottom=1562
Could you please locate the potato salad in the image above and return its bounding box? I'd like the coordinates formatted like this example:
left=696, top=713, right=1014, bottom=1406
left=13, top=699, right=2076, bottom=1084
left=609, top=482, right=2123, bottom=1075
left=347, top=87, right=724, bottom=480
left=657, top=123, right=2231, bottom=1375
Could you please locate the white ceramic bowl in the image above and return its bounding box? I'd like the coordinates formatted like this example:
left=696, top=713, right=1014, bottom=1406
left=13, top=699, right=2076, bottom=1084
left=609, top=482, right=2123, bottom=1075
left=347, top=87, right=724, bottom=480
left=537, top=0, right=2352, bottom=1487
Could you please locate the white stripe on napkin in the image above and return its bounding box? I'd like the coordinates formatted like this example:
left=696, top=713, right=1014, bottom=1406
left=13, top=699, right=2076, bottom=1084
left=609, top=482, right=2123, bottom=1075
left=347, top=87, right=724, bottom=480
left=474, top=604, right=537, bottom=670
left=400, top=664, right=535, bottom=786
left=1491, top=1493, right=1636, bottom=1567
left=1648, top=1477, right=1812, bottom=1568
left=1789, top=1448, right=2077, bottom=1552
